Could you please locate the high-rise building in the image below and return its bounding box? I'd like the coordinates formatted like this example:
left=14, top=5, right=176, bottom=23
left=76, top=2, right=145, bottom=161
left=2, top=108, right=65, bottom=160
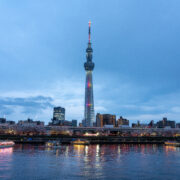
left=52, top=107, right=65, bottom=125
left=84, top=21, right=95, bottom=127
left=96, top=113, right=116, bottom=127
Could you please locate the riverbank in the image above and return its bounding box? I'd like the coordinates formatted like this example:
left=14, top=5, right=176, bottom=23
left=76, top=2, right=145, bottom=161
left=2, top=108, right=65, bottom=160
left=0, top=134, right=180, bottom=144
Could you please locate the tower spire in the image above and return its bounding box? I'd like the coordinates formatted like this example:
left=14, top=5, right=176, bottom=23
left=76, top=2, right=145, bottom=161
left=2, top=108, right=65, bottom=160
left=88, top=20, right=91, bottom=43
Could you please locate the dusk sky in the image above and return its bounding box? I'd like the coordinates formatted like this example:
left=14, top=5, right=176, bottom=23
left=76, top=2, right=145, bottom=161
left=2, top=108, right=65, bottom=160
left=0, top=0, right=180, bottom=124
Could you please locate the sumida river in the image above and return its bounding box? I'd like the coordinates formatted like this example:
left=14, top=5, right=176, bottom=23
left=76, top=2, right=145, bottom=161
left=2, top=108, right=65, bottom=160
left=0, top=144, right=180, bottom=180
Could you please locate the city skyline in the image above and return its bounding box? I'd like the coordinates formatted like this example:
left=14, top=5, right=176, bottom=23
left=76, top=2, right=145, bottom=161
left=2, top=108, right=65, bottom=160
left=0, top=1, right=180, bottom=124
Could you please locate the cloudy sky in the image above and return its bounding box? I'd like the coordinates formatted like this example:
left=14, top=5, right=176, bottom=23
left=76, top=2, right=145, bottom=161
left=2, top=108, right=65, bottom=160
left=0, top=0, right=180, bottom=124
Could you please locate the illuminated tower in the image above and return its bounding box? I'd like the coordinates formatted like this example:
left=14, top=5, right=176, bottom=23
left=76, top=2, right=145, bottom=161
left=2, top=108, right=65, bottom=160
left=84, top=21, right=95, bottom=127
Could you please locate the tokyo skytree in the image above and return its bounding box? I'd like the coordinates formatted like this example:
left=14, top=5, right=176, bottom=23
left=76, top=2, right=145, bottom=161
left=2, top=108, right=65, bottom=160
left=84, top=21, right=95, bottom=127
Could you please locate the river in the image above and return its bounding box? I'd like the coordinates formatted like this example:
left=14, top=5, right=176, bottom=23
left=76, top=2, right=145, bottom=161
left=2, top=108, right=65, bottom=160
left=0, top=144, right=180, bottom=180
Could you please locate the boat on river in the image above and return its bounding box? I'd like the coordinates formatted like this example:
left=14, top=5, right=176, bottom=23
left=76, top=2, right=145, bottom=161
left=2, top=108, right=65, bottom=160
left=0, top=141, right=15, bottom=148
left=164, top=141, right=180, bottom=147
left=45, top=141, right=61, bottom=148
left=71, top=139, right=90, bottom=145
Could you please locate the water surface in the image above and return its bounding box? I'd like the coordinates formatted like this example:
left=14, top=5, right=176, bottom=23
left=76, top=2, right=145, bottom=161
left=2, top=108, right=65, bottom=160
left=0, top=144, right=180, bottom=180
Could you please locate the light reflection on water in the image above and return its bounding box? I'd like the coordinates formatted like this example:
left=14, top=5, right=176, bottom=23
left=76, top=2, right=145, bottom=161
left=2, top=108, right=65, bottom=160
left=0, top=147, right=13, bottom=179
left=0, top=147, right=13, bottom=155
left=0, top=144, right=180, bottom=180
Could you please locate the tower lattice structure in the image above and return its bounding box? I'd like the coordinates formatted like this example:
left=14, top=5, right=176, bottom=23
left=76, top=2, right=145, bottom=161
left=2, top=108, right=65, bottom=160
left=84, top=21, right=95, bottom=127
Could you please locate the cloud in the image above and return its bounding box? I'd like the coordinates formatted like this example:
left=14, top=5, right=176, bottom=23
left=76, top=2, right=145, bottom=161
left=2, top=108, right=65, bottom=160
left=171, top=106, right=180, bottom=113
left=0, top=75, right=111, bottom=123
left=0, top=96, right=53, bottom=108
left=0, top=75, right=180, bottom=125
left=121, top=92, right=180, bottom=123
left=0, top=96, right=53, bottom=122
left=0, top=78, right=89, bottom=123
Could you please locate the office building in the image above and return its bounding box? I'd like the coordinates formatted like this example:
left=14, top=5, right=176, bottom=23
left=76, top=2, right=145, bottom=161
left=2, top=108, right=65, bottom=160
left=117, top=116, right=129, bottom=127
left=18, top=118, right=44, bottom=126
left=72, top=120, right=77, bottom=127
left=176, top=123, right=180, bottom=128
left=52, top=106, right=65, bottom=125
left=157, top=117, right=175, bottom=128
left=96, top=113, right=116, bottom=127
left=0, top=118, right=6, bottom=124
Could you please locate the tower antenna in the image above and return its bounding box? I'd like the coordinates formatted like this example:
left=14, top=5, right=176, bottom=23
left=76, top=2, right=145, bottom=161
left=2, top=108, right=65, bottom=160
left=88, top=20, right=91, bottom=43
